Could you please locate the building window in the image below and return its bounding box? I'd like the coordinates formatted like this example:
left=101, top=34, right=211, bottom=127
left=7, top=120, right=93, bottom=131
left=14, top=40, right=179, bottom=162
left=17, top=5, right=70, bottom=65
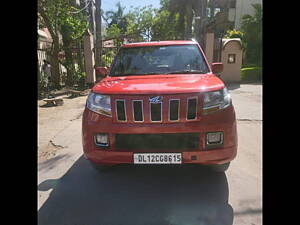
left=214, top=8, right=221, bottom=16
left=228, top=54, right=236, bottom=64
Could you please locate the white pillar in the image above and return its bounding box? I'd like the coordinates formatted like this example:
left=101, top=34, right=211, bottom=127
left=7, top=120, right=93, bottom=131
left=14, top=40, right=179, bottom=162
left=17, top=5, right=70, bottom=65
left=205, top=32, right=214, bottom=65
left=83, top=30, right=96, bottom=85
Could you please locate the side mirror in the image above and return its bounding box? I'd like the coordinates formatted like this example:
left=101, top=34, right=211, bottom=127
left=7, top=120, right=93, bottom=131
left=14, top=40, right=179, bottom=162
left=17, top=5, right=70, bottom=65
left=211, top=63, right=224, bottom=75
left=95, top=66, right=109, bottom=77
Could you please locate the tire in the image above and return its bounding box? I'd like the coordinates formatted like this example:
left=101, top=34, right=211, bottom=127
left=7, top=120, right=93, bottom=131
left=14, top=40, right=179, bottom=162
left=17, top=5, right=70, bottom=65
left=209, top=162, right=230, bottom=172
left=90, top=161, right=112, bottom=172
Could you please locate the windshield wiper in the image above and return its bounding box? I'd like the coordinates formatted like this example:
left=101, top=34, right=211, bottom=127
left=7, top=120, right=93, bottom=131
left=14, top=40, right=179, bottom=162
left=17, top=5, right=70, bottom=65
left=165, top=70, right=206, bottom=74
left=112, top=72, right=160, bottom=76
left=112, top=73, right=145, bottom=76
left=111, top=70, right=206, bottom=76
left=143, top=72, right=160, bottom=75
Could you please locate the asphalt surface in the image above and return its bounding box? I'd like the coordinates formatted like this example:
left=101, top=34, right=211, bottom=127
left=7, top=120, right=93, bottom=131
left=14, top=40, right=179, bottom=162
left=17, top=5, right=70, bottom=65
left=37, top=83, right=262, bottom=225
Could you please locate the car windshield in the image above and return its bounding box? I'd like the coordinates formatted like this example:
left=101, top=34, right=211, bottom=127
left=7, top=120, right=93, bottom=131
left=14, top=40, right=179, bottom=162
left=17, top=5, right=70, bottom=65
left=109, top=44, right=209, bottom=76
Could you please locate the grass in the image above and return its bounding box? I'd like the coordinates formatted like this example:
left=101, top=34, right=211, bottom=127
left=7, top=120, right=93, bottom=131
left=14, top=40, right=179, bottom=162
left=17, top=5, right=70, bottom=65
left=241, top=66, right=262, bottom=82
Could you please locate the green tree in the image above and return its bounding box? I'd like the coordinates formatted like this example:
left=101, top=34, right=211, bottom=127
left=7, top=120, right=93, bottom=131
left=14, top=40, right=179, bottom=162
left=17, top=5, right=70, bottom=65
left=59, top=1, right=88, bottom=86
left=38, top=0, right=88, bottom=87
left=241, top=3, right=262, bottom=65
left=167, top=0, right=207, bottom=42
left=124, top=8, right=144, bottom=41
left=138, top=6, right=155, bottom=41
left=38, top=0, right=62, bottom=88
left=151, top=7, right=181, bottom=41
left=105, top=24, right=123, bottom=47
left=104, top=2, right=129, bottom=33
left=150, top=0, right=182, bottom=40
left=103, top=0, right=210, bottom=44
left=104, top=4, right=156, bottom=42
left=126, top=6, right=155, bottom=41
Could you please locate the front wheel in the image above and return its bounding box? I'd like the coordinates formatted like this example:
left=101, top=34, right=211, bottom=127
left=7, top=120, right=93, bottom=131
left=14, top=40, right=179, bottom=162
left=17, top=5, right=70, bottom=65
left=209, top=162, right=230, bottom=172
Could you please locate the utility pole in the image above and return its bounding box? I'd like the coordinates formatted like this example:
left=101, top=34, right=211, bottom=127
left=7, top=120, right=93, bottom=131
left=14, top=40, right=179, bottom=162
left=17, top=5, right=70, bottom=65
left=94, top=0, right=102, bottom=67
left=200, top=0, right=208, bottom=48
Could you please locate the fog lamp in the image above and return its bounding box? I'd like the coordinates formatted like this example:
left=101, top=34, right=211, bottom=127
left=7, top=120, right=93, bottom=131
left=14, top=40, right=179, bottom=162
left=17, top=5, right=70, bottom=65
left=95, top=133, right=109, bottom=147
left=206, top=132, right=223, bottom=145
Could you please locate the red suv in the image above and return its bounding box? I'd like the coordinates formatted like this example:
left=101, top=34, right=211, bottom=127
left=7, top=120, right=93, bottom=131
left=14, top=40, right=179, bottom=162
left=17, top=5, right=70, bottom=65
left=82, top=40, right=237, bottom=172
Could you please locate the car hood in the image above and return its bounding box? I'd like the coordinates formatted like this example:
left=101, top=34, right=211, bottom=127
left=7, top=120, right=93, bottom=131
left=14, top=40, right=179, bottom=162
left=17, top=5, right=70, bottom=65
left=92, top=74, right=225, bottom=95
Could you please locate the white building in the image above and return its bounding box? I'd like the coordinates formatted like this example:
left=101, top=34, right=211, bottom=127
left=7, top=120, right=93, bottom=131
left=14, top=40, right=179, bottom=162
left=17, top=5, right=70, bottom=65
left=208, top=0, right=262, bottom=30
left=233, top=0, right=262, bottom=29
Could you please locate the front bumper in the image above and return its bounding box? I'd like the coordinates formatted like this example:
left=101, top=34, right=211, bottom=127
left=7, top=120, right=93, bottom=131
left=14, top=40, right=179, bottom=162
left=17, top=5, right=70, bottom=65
left=82, top=105, right=238, bottom=165
left=84, top=147, right=236, bottom=165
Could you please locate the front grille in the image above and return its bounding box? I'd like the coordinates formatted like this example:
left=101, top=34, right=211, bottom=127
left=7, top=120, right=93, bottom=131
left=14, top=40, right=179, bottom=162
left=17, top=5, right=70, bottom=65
left=114, top=94, right=200, bottom=123
left=115, top=133, right=200, bottom=151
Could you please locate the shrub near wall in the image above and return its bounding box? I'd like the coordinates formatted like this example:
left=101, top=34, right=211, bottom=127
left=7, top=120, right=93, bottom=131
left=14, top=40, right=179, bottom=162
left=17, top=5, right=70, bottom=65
left=241, top=66, right=262, bottom=82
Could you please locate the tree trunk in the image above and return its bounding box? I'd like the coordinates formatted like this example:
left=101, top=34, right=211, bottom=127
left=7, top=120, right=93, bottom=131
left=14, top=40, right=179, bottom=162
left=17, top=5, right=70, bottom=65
left=77, top=40, right=85, bottom=73
left=50, top=37, right=61, bottom=88
left=61, top=25, right=76, bottom=87
left=64, top=45, right=75, bottom=87
left=95, top=0, right=102, bottom=67
left=177, top=10, right=185, bottom=39
left=76, top=40, right=86, bottom=87
left=38, top=2, right=60, bottom=88
left=185, top=3, right=193, bottom=39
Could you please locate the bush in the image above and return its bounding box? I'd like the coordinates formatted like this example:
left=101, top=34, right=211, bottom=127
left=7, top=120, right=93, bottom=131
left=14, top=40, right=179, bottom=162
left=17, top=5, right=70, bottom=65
left=101, top=50, right=115, bottom=67
left=242, top=64, right=258, bottom=68
left=73, top=69, right=86, bottom=88
left=224, top=29, right=244, bottom=41
left=241, top=4, right=262, bottom=66
left=241, top=66, right=262, bottom=82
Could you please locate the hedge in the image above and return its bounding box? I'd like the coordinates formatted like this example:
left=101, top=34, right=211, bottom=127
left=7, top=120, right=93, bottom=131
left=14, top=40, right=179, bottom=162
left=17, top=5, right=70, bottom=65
left=241, top=66, right=262, bottom=81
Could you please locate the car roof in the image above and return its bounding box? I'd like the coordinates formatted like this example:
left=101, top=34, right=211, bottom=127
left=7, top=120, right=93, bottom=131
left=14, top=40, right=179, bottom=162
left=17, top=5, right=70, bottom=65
left=122, top=40, right=198, bottom=48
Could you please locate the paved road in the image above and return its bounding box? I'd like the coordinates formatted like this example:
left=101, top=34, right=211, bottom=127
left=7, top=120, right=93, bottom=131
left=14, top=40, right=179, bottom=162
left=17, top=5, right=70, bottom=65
left=37, top=83, right=262, bottom=225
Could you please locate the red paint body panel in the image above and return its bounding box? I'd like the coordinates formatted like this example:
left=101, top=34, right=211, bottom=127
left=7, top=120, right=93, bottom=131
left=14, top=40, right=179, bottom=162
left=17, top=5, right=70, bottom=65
left=92, top=74, right=224, bottom=95
left=82, top=105, right=237, bottom=165
left=82, top=41, right=238, bottom=166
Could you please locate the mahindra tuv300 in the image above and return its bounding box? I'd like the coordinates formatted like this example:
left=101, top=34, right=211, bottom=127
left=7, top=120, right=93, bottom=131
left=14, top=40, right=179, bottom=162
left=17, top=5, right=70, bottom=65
left=82, top=40, right=237, bottom=172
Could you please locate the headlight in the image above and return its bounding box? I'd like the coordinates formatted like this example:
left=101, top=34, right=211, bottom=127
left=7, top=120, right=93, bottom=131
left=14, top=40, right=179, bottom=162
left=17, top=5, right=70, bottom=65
left=86, top=92, right=111, bottom=116
left=203, top=87, right=231, bottom=115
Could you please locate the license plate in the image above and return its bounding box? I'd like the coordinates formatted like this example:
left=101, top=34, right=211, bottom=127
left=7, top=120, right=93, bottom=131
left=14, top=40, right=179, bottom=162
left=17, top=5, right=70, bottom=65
left=133, top=153, right=182, bottom=164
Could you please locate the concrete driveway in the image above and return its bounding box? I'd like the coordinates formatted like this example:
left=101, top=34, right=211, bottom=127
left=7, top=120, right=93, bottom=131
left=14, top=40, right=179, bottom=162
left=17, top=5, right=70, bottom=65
left=37, top=83, right=262, bottom=225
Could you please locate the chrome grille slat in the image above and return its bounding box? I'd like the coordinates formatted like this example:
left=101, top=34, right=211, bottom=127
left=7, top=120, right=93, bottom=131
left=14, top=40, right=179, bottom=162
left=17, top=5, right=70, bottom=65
left=114, top=95, right=199, bottom=123
left=187, top=97, right=198, bottom=120
left=169, top=99, right=180, bottom=121
left=133, top=100, right=144, bottom=122
left=116, top=99, right=127, bottom=121
left=150, top=102, right=162, bottom=122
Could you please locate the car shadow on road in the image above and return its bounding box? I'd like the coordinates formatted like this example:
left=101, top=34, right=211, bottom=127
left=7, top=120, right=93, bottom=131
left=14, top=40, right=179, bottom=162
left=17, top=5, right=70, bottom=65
left=38, top=156, right=233, bottom=225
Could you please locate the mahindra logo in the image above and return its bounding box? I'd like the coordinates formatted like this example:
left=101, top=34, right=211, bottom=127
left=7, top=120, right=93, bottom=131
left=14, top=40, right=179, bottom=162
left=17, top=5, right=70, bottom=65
left=149, top=96, right=163, bottom=104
